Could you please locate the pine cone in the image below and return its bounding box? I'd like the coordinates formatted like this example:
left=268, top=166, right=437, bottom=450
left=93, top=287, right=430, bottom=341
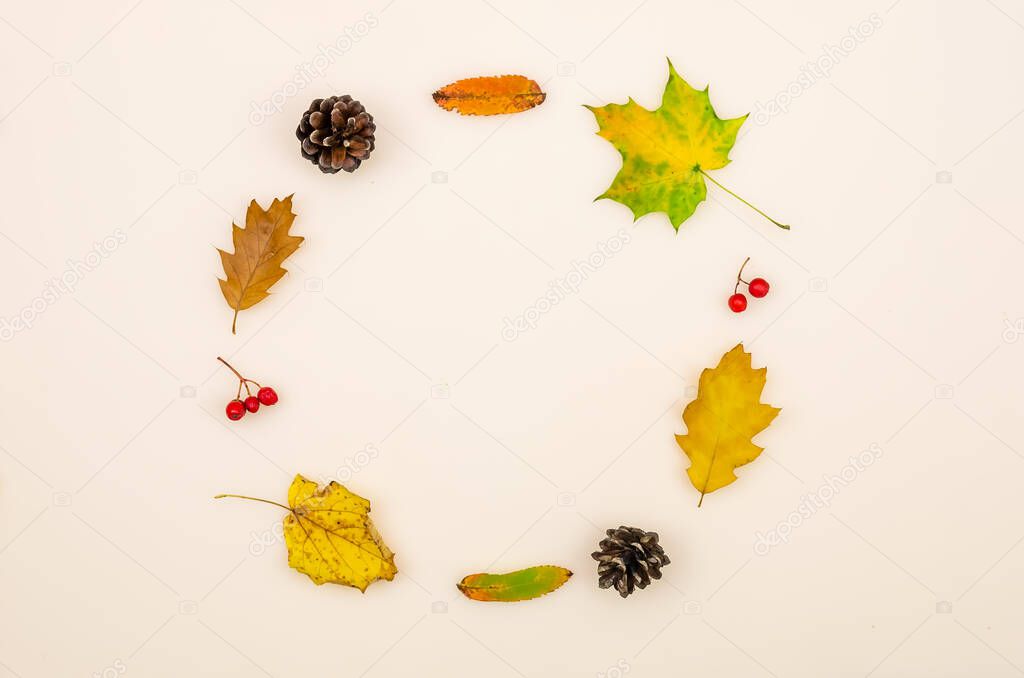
left=296, top=95, right=375, bottom=174
left=591, top=526, right=670, bottom=598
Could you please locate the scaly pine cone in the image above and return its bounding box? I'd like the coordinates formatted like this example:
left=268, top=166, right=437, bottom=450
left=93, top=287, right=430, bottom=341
left=591, top=526, right=670, bottom=598
left=296, top=95, right=375, bottom=174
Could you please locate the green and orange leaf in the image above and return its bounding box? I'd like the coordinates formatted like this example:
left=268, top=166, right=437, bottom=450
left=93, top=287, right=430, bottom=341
left=457, top=565, right=572, bottom=602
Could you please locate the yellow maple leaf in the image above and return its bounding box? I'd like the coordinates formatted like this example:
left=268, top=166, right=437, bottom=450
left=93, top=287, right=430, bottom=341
left=218, top=195, right=303, bottom=334
left=587, top=59, right=789, bottom=232
left=216, top=474, right=397, bottom=591
left=676, top=344, right=780, bottom=506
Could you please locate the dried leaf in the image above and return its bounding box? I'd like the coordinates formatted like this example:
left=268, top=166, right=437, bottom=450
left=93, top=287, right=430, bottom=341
left=215, top=474, right=397, bottom=591
left=675, top=344, right=781, bottom=506
left=457, top=565, right=572, bottom=602
left=218, top=195, right=303, bottom=334
left=432, top=75, right=546, bottom=116
left=588, top=59, right=786, bottom=231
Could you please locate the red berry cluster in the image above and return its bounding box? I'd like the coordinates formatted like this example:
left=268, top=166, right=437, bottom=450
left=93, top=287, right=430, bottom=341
left=728, top=257, right=770, bottom=313
left=218, top=357, right=279, bottom=421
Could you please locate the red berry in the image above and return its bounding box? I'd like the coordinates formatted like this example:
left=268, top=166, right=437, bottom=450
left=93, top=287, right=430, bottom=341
left=244, top=396, right=260, bottom=413
left=728, top=293, right=747, bottom=313
left=748, top=278, right=770, bottom=298
left=226, top=399, right=246, bottom=421
left=257, top=386, right=278, bottom=406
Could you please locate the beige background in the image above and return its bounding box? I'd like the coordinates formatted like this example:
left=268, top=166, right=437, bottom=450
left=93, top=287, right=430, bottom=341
left=1, top=0, right=1023, bottom=676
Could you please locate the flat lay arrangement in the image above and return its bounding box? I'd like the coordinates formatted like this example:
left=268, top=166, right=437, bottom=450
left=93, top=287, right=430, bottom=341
left=213, top=60, right=789, bottom=601
left=6, top=4, right=1016, bottom=676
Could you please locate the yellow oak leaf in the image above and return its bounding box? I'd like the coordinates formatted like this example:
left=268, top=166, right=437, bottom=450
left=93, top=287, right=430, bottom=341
left=675, top=344, right=780, bottom=506
left=218, top=195, right=303, bottom=334
left=216, top=474, right=397, bottom=591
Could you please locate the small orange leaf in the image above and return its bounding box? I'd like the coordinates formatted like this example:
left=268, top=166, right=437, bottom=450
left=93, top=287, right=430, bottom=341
left=432, top=75, right=546, bottom=116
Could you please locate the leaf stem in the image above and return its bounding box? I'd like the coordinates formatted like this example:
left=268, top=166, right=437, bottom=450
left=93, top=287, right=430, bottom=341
left=698, top=169, right=790, bottom=230
left=213, top=494, right=292, bottom=512
left=232, top=310, right=239, bottom=335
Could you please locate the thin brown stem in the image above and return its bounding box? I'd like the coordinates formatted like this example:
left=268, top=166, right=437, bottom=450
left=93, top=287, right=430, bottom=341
left=231, top=310, right=239, bottom=335
left=698, top=169, right=790, bottom=230
left=217, top=357, right=245, bottom=381
left=734, top=256, right=751, bottom=294
left=213, top=494, right=292, bottom=512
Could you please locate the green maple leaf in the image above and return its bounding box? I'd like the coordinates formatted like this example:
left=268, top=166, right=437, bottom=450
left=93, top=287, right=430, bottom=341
left=587, top=59, right=788, bottom=232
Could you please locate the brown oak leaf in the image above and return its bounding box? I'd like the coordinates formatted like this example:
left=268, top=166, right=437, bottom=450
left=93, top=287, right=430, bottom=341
left=218, top=195, right=303, bottom=334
